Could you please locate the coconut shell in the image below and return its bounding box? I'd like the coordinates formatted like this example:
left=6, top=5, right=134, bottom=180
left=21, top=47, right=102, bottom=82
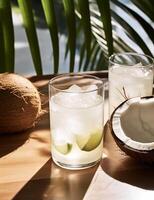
left=0, top=73, right=41, bottom=133
left=110, top=98, right=154, bottom=163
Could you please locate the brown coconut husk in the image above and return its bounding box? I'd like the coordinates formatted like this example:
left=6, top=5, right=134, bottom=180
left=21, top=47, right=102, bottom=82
left=0, top=73, right=41, bottom=133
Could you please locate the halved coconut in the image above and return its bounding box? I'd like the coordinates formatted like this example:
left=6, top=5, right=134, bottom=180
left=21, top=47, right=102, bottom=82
left=111, top=96, right=154, bottom=162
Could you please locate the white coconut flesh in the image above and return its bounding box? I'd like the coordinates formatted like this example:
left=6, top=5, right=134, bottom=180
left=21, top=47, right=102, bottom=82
left=112, top=97, right=154, bottom=151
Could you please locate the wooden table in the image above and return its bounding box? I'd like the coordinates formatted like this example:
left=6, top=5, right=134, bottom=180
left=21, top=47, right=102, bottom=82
left=0, top=72, right=106, bottom=200
left=1, top=72, right=154, bottom=200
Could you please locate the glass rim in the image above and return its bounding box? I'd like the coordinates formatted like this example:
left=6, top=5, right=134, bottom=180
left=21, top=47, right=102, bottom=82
left=49, top=73, right=104, bottom=94
left=109, top=52, right=154, bottom=67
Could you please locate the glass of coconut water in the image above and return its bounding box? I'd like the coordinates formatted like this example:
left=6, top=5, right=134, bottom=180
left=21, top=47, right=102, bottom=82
left=109, top=53, right=154, bottom=115
left=49, top=74, right=104, bottom=169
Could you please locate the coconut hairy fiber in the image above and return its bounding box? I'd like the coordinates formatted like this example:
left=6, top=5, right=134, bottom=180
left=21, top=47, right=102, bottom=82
left=0, top=73, right=41, bottom=133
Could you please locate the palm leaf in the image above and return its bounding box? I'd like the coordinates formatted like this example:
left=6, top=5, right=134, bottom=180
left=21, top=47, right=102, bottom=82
left=18, top=0, right=42, bottom=75
left=83, top=55, right=90, bottom=71
left=83, top=39, right=98, bottom=71
left=64, top=42, right=69, bottom=60
left=130, top=0, right=154, bottom=21
left=90, top=9, right=136, bottom=53
left=41, top=0, right=59, bottom=74
left=90, top=0, right=153, bottom=59
left=65, top=19, right=82, bottom=61
left=78, top=0, right=91, bottom=60
left=62, top=0, right=76, bottom=72
left=112, top=0, right=154, bottom=44
left=111, top=10, right=153, bottom=57
left=0, top=23, right=5, bottom=72
left=96, top=0, right=113, bottom=56
left=78, top=43, right=86, bottom=71
left=0, top=0, right=14, bottom=72
left=89, top=44, right=100, bottom=71
left=113, top=34, right=135, bottom=52
left=96, top=51, right=106, bottom=70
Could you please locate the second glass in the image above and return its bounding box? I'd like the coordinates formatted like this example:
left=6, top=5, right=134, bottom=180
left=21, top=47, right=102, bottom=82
left=109, top=53, right=154, bottom=115
left=49, top=74, right=104, bottom=170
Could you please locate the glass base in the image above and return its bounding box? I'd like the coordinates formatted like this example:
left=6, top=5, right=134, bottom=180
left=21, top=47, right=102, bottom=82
left=53, top=157, right=101, bottom=170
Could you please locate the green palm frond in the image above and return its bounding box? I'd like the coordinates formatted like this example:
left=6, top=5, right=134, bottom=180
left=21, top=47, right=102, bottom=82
left=131, top=0, right=154, bottom=21
left=96, top=0, right=113, bottom=56
left=96, top=50, right=107, bottom=70
left=90, top=0, right=153, bottom=58
left=83, top=40, right=100, bottom=71
left=78, top=0, right=91, bottom=60
left=0, top=0, right=153, bottom=74
left=113, top=0, right=154, bottom=44
left=78, top=43, right=86, bottom=71
left=17, top=0, right=42, bottom=75
left=41, top=0, right=59, bottom=73
left=62, top=0, right=76, bottom=72
left=0, top=0, right=14, bottom=72
left=90, top=45, right=100, bottom=71
left=112, top=10, right=153, bottom=57
left=0, top=23, right=5, bottom=72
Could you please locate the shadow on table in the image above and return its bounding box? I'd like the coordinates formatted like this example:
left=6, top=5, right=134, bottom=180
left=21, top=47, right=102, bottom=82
left=0, top=78, right=49, bottom=158
left=12, top=158, right=98, bottom=200
left=0, top=130, right=31, bottom=158
left=0, top=110, right=49, bottom=158
left=101, top=122, right=154, bottom=190
left=12, top=158, right=52, bottom=200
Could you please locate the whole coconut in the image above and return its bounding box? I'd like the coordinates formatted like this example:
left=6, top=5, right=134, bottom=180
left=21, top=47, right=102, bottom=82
left=0, top=73, right=41, bottom=133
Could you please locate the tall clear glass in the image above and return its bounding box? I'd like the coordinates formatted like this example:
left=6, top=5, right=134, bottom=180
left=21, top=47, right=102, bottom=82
left=49, top=74, right=104, bottom=170
left=109, top=53, right=154, bottom=115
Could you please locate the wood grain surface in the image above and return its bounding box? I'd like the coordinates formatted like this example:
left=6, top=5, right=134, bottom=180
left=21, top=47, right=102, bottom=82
left=0, top=73, right=107, bottom=200
left=84, top=122, right=154, bottom=200
left=1, top=72, right=153, bottom=200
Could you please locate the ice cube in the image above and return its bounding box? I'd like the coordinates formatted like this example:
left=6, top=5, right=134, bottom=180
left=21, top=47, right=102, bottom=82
left=82, top=84, right=100, bottom=107
left=86, top=84, right=98, bottom=92
left=132, top=62, right=142, bottom=67
left=53, top=85, right=83, bottom=108
left=66, top=84, right=83, bottom=107
left=52, top=84, right=102, bottom=109
left=133, top=67, right=151, bottom=78
left=52, top=128, right=73, bottom=144
left=122, top=62, right=150, bottom=78
left=85, top=84, right=98, bottom=98
left=52, top=129, right=66, bottom=145
left=67, top=117, right=91, bottom=134
left=67, top=84, right=82, bottom=92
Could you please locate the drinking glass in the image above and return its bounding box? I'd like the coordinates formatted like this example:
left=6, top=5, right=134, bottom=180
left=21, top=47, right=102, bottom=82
left=49, top=74, right=104, bottom=170
left=109, top=53, right=154, bottom=115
